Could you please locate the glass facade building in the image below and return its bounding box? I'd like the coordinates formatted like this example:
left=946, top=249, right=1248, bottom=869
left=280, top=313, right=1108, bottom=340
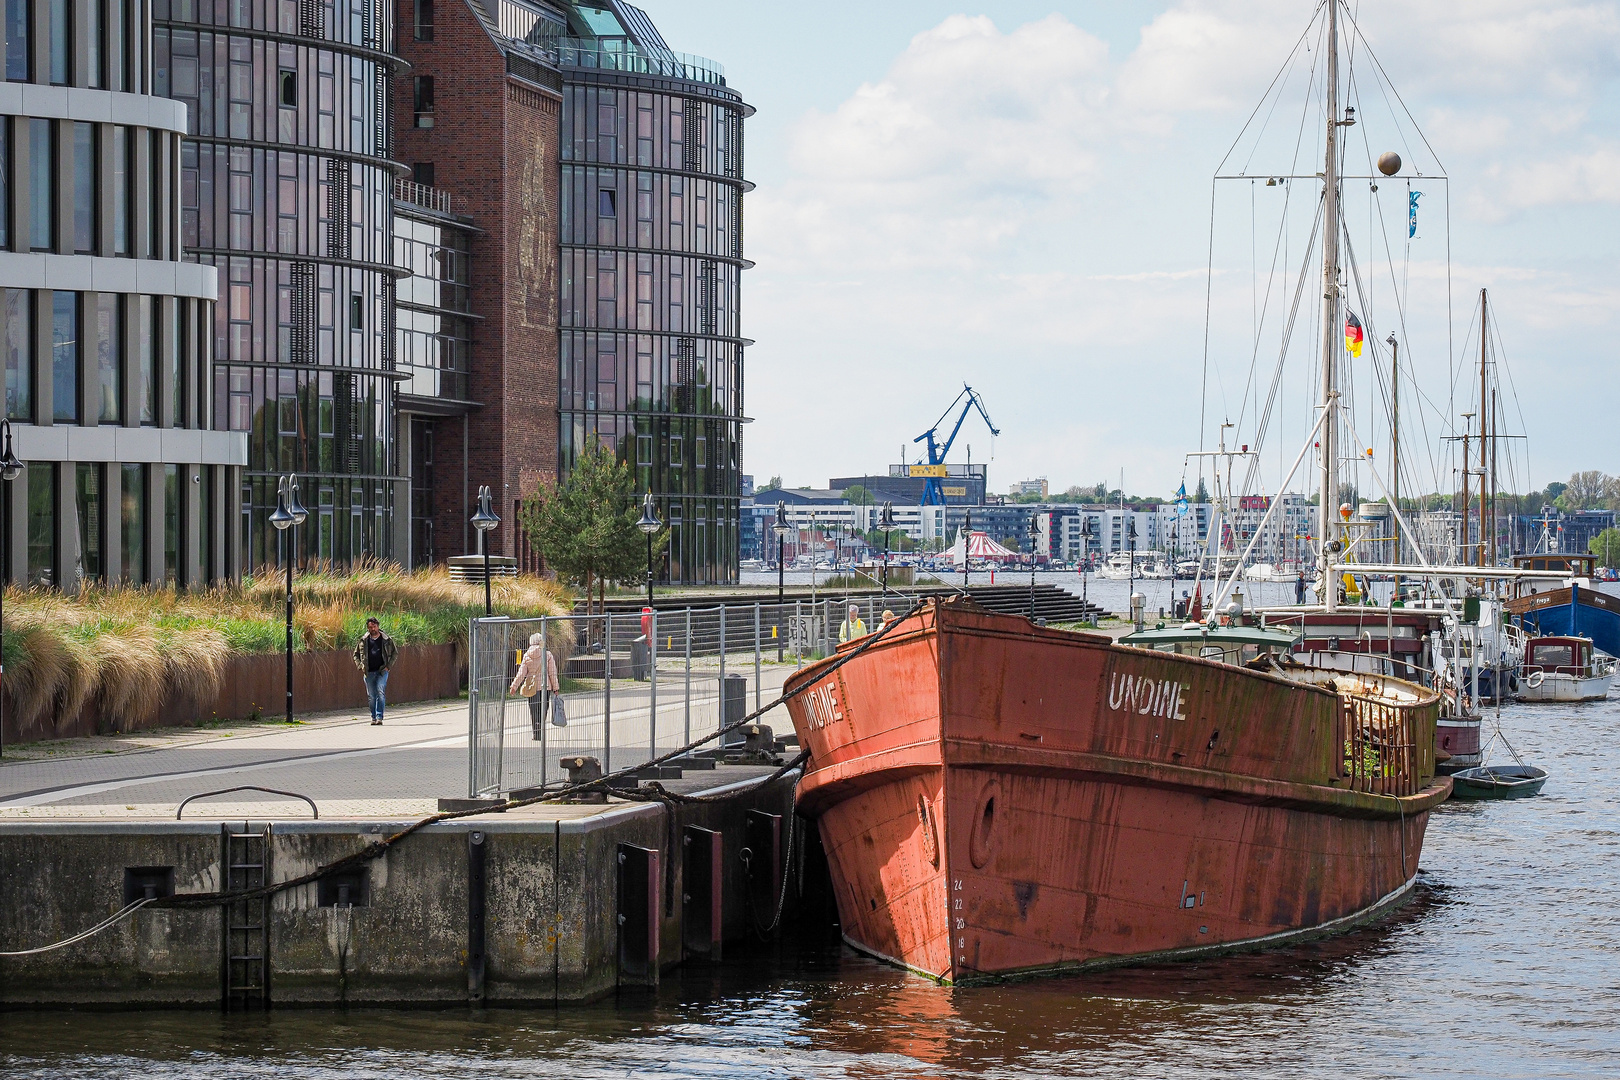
left=2, top=0, right=245, bottom=591
left=153, top=0, right=407, bottom=571
left=554, top=1, right=751, bottom=584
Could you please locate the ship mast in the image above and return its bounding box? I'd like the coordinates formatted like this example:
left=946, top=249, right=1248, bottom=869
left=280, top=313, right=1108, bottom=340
left=1317, top=0, right=1345, bottom=611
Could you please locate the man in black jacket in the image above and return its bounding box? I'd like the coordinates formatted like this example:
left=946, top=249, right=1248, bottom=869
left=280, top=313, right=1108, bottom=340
left=353, top=618, right=399, bottom=725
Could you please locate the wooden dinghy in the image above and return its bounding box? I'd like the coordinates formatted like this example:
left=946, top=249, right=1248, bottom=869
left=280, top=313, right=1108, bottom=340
left=1449, top=765, right=1548, bottom=800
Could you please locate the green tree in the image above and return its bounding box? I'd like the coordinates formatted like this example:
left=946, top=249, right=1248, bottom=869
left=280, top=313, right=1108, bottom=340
left=843, top=484, right=874, bottom=506
left=1591, top=528, right=1620, bottom=568
left=765, top=475, right=783, bottom=491
left=518, top=440, right=667, bottom=618
left=1194, top=478, right=1210, bottom=503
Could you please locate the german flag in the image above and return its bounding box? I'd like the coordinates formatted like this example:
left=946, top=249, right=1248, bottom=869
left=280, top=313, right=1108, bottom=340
left=1344, top=310, right=1364, bottom=358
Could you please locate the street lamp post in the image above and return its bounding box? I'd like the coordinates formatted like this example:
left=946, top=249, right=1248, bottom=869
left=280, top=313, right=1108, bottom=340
left=879, top=501, right=895, bottom=602
left=636, top=492, right=661, bottom=610
left=773, top=501, right=788, bottom=662
left=0, top=419, right=25, bottom=759
left=470, top=485, right=500, bottom=617
left=1028, top=513, right=1040, bottom=620
left=1128, top=517, right=1138, bottom=597
left=268, top=474, right=307, bottom=726
left=1080, top=517, right=1094, bottom=625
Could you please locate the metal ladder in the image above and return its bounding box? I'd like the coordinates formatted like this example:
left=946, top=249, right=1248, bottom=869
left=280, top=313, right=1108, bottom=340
left=223, top=824, right=271, bottom=1010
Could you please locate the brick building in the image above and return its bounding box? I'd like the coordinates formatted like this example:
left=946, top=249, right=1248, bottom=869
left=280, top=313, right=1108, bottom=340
left=392, top=0, right=564, bottom=568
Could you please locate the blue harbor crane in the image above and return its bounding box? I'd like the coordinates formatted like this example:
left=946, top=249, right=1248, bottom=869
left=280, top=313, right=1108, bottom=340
left=913, top=386, right=999, bottom=506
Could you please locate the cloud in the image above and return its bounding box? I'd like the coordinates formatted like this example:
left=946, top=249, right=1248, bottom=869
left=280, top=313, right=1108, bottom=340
left=742, top=1, right=1620, bottom=494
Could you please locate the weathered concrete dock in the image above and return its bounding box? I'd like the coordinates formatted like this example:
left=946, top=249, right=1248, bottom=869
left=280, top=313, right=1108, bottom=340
left=0, top=699, right=800, bottom=1008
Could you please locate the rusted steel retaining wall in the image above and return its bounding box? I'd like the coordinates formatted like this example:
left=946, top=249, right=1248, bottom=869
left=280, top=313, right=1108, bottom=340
left=0, top=774, right=797, bottom=1007
left=3, top=644, right=462, bottom=745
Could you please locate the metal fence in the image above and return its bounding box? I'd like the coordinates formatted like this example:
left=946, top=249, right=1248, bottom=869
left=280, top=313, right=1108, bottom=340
left=466, top=593, right=924, bottom=797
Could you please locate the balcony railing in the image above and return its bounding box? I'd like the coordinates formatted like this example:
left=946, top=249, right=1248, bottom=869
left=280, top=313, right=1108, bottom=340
left=552, top=37, right=725, bottom=86
left=394, top=178, right=451, bottom=215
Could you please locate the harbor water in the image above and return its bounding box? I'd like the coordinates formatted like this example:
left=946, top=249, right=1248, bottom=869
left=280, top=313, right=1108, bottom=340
left=5, top=588, right=1619, bottom=1077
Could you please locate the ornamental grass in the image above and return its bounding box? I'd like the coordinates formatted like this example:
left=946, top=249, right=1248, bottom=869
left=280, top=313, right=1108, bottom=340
left=2, top=562, right=572, bottom=734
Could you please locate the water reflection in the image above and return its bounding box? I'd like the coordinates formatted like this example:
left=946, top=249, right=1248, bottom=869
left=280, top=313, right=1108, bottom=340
left=4, top=694, right=1619, bottom=1078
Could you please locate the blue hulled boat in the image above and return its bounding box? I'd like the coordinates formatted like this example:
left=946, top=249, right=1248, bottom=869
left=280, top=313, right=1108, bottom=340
left=1506, top=553, right=1620, bottom=659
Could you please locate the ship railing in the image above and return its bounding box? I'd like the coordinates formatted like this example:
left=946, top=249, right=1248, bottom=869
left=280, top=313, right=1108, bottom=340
left=1339, top=692, right=1433, bottom=796
left=465, top=595, right=925, bottom=798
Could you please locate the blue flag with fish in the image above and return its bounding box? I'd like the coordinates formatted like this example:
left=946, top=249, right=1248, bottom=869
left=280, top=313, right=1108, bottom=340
left=1175, top=482, right=1189, bottom=515
left=1409, top=191, right=1423, bottom=238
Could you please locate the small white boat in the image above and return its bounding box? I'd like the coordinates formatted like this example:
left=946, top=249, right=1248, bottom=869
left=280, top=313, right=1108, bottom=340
left=1515, top=636, right=1616, bottom=703
left=1095, top=552, right=1139, bottom=580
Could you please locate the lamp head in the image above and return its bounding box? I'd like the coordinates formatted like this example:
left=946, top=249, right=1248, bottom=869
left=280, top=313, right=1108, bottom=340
left=269, top=489, right=294, bottom=531
left=879, top=500, right=895, bottom=530
left=284, top=475, right=308, bottom=526
left=772, top=500, right=789, bottom=537
left=0, top=418, right=23, bottom=482
left=636, top=491, right=661, bottom=535
left=470, top=485, right=500, bottom=533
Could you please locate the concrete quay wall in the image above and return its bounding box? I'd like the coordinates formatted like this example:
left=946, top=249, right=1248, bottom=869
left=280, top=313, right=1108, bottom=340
left=0, top=775, right=796, bottom=1008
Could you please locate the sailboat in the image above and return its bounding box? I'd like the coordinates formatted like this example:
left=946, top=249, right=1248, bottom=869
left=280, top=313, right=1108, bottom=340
left=783, top=2, right=1449, bottom=985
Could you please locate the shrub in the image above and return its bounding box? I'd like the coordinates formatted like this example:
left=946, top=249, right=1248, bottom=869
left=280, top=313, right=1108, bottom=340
left=2, top=564, right=571, bottom=735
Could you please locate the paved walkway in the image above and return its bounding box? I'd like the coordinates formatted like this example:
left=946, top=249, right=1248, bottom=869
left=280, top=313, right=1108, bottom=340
left=0, top=662, right=803, bottom=822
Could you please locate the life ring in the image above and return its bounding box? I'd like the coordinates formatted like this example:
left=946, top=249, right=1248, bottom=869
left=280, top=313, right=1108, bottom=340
left=1526, top=670, right=1545, bottom=689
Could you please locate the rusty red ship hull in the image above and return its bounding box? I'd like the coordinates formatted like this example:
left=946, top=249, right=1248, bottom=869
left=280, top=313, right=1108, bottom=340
left=785, top=601, right=1450, bottom=984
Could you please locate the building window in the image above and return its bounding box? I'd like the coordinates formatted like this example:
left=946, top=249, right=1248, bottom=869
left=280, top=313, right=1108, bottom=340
left=413, top=76, right=434, bottom=127
left=51, top=291, right=78, bottom=423
left=279, top=69, right=297, bottom=108
left=84, top=0, right=98, bottom=87
left=3, top=289, right=28, bottom=420
left=76, top=463, right=103, bottom=583
left=413, top=0, right=433, bottom=40
left=74, top=122, right=97, bottom=254
left=30, top=118, right=52, bottom=250
left=134, top=294, right=155, bottom=424
left=5, top=0, right=27, bottom=81
left=168, top=300, right=182, bottom=427
left=599, top=189, right=616, bottom=217
left=111, top=125, right=129, bottom=255
left=0, top=118, right=8, bottom=246
left=349, top=293, right=363, bottom=330
left=28, top=462, right=55, bottom=586
left=163, top=463, right=179, bottom=585
left=411, top=162, right=434, bottom=187
left=106, top=0, right=124, bottom=90
left=48, top=0, right=67, bottom=84
left=95, top=293, right=120, bottom=423
left=121, top=462, right=145, bottom=582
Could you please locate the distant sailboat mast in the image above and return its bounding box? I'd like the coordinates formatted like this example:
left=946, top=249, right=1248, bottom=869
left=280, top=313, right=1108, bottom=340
left=1317, top=0, right=1346, bottom=613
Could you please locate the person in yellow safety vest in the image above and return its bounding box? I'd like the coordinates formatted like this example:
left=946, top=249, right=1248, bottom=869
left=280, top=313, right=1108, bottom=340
left=838, top=603, right=867, bottom=643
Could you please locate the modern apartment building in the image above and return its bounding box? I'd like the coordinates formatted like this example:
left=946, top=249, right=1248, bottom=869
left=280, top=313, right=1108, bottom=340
left=554, top=2, right=751, bottom=584
left=2, top=0, right=246, bottom=590
left=154, top=0, right=407, bottom=572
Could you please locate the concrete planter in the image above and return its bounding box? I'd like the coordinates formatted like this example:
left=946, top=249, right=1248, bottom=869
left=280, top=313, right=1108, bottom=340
left=3, top=644, right=463, bottom=745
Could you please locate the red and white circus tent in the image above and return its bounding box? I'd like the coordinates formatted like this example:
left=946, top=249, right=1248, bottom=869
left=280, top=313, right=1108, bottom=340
left=947, top=530, right=1019, bottom=566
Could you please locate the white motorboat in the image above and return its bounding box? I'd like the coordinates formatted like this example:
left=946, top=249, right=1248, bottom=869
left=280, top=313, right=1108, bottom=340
left=1515, top=635, right=1616, bottom=703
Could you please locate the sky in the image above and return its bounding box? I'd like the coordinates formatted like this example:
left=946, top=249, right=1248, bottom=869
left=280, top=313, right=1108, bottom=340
left=643, top=1, right=1620, bottom=499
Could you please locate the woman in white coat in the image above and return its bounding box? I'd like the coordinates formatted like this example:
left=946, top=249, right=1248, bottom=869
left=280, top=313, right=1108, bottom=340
left=509, top=632, right=562, bottom=738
